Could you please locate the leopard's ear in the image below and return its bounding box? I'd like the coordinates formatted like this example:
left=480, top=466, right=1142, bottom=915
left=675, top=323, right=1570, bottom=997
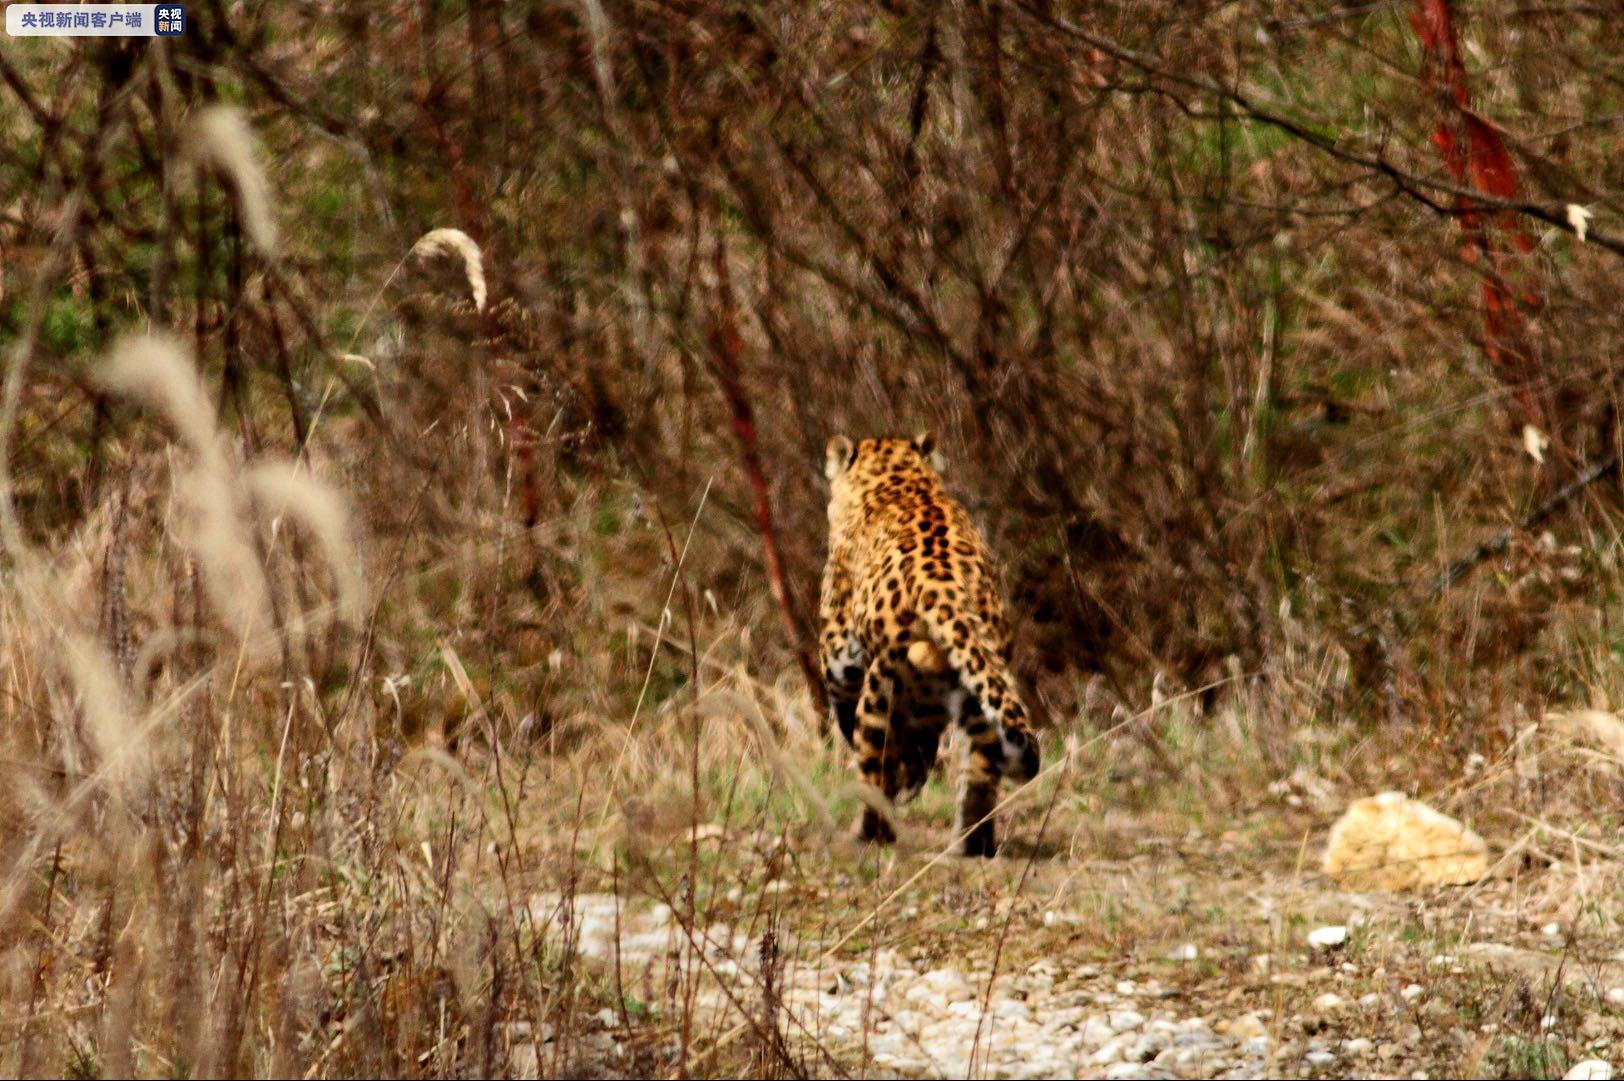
left=911, top=430, right=936, bottom=459
left=825, top=435, right=856, bottom=480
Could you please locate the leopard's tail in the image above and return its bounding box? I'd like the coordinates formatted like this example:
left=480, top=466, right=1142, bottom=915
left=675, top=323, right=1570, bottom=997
left=905, top=638, right=950, bottom=675
left=911, top=610, right=1039, bottom=782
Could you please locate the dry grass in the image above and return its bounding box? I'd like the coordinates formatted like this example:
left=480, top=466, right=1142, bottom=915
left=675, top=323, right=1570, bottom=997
left=2, top=3, right=1623, bottom=1077
left=0, top=472, right=1617, bottom=1076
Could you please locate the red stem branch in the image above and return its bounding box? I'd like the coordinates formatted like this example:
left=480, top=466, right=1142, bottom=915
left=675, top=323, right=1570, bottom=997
left=706, top=219, right=830, bottom=720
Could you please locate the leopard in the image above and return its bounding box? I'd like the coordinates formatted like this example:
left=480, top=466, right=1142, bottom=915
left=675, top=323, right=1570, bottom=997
left=819, top=430, right=1040, bottom=857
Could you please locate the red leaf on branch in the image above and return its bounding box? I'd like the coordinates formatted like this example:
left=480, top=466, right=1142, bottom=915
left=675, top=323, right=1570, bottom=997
left=1410, top=0, right=1543, bottom=426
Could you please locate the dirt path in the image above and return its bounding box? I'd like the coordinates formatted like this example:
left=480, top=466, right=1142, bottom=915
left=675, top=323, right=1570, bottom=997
left=514, top=818, right=1624, bottom=1079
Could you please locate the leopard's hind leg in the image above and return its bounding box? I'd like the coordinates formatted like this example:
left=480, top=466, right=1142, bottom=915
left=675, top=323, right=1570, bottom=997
left=851, top=655, right=902, bottom=843
left=948, top=695, right=1003, bottom=857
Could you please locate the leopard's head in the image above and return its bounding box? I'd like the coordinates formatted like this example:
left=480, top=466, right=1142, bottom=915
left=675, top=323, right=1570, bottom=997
left=824, top=431, right=941, bottom=539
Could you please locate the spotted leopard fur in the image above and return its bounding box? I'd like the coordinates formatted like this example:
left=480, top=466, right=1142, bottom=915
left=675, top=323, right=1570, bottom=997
left=819, top=432, right=1040, bottom=857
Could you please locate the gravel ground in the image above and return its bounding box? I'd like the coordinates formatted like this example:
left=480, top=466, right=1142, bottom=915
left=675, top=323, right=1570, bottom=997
left=513, top=843, right=1624, bottom=1080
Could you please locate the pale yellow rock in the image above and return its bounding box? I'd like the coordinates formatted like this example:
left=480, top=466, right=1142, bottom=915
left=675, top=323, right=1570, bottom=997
left=1322, top=792, right=1489, bottom=891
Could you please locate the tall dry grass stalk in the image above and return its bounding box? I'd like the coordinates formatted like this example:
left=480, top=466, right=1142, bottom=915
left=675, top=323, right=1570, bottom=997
left=186, top=103, right=278, bottom=255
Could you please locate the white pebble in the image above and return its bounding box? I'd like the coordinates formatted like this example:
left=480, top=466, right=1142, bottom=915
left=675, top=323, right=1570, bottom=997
left=1082, top=1015, right=1115, bottom=1043
left=909, top=968, right=974, bottom=1005
left=1564, top=1061, right=1614, bottom=1081
left=1104, top=1063, right=1150, bottom=1081
left=1109, top=1009, right=1146, bottom=1033
left=1308, top=925, right=1349, bottom=949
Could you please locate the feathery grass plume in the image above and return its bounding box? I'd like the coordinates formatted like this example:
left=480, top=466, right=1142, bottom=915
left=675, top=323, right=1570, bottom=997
left=246, top=459, right=365, bottom=623
left=62, top=633, right=146, bottom=791
left=186, top=104, right=277, bottom=255
left=98, top=332, right=222, bottom=466
left=179, top=465, right=273, bottom=649
left=130, top=627, right=211, bottom=696
left=411, top=228, right=487, bottom=312
left=96, top=333, right=271, bottom=647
